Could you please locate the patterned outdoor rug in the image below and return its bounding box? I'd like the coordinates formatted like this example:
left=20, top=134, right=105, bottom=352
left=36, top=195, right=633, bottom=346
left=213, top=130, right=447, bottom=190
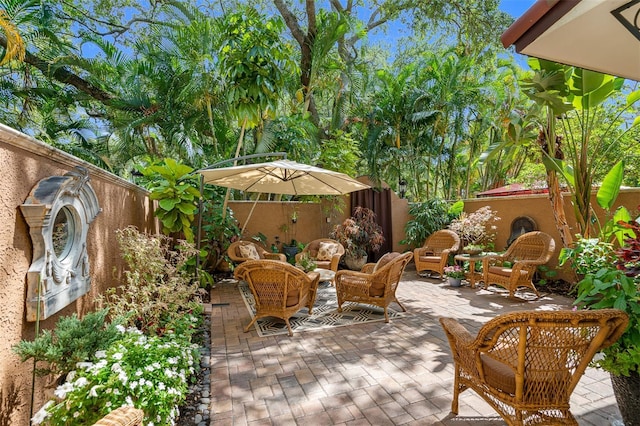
left=238, top=280, right=404, bottom=337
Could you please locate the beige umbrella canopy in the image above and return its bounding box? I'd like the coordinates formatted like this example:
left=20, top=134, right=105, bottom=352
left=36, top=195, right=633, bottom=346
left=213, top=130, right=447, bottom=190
left=501, top=0, right=640, bottom=82
left=198, top=159, right=369, bottom=196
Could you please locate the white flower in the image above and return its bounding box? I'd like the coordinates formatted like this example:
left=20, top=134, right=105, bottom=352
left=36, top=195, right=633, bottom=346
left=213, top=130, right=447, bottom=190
left=76, top=361, right=93, bottom=369
left=158, top=382, right=166, bottom=391
left=135, top=370, right=144, bottom=377
left=89, top=385, right=100, bottom=398
left=66, top=370, right=76, bottom=382
left=112, top=352, right=124, bottom=360
left=31, top=401, right=53, bottom=425
left=125, top=396, right=134, bottom=406
left=152, top=362, right=161, bottom=369
left=130, top=381, right=138, bottom=390
left=74, top=377, right=89, bottom=388
left=106, top=401, right=112, bottom=407
left=167, top=357, right=178, bottom=365
left=116, top=324, right=126, bottom=333
left=95, top=350, right=107, bottom=359
left=54, top=382, right=74, bottom=399
left=73, top=411, right=81, bottom=418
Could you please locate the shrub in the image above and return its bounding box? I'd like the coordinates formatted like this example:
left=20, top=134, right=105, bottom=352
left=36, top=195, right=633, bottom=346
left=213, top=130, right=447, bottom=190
left=12, top=309, right=122, bottom=378
left=330, top=207, right=384, bottom=258
left=401, top=199, right=456, bottom=248
left=448, top=206, right=500, bottom=248
left=98, top=227, right=203, bottom=336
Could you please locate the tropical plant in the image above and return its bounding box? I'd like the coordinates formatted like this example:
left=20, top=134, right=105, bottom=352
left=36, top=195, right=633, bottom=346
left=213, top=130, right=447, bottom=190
left=296, top=252, right=317, bottom=272
left=330, top=207, right=384, bottom=258
left=520, top=59, right=640, bottom=244
left=574, top=217, right=640, bottom=377
left=138, top=158, right=200, bottom=243
left=401, top=198, right=458, bottom=248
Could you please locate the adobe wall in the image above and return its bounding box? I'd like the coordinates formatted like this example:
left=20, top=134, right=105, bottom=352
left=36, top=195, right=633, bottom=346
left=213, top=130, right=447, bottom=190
left=0, top=124, right=158, bottom=425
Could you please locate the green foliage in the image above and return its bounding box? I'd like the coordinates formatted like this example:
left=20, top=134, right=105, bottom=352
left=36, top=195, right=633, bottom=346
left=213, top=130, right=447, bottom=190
left=32, top=329, right=200, bottom=425
left=140, top=158, right=200, bottom=242
left=574, top=218, right=640, bottom=376
left=559, top=237, right=616, bottom=277
left=401, top=199, right=456, bottom=248
left=12, top=309, right=122, bottom=378
left=98, top=227, right=203, bottom=336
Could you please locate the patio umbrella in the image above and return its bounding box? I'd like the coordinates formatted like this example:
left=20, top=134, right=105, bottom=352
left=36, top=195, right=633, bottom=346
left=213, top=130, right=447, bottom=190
left=198, top=159, right=369, bottom=196
left=501, top=0, right=640, bottom=82
left=196, top=159, right=369, bottom=234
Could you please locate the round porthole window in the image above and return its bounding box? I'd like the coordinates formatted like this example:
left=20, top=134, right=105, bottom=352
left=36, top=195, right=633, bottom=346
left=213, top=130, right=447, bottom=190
left=51, top=206, right=75, bottom=260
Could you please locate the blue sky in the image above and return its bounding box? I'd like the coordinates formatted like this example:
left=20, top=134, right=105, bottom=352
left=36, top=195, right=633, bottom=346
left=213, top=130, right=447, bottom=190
left=499, top=0, right=537, bottom=18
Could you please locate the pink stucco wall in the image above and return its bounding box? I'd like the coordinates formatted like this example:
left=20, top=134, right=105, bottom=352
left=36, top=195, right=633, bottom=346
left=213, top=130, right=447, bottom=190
left=0, top=124, right=158, bottom=425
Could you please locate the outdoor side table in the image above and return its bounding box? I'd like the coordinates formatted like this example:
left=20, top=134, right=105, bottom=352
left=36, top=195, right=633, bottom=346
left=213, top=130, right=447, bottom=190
left=454, top=254, right=486, bottom=289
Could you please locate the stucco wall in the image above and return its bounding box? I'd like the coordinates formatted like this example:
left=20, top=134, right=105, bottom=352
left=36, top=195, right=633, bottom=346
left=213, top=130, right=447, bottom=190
left=0, top=124, right=158, bottom=425
left=228, top=185, right=410, bottom=254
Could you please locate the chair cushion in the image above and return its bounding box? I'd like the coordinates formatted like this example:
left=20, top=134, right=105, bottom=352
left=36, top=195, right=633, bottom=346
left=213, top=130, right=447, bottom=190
left=239, top=244, right=260, bottom=260
left=317, top=242, right=339, bottom=261
left=419, top=255, right=441, bottom=263
left=481, top=353, right=516, bottom=394
left=373, top=252, right=400, bottom=272
left=488, top=266, right=528, bottom=278
left=286, top=290, right=299, bottom=307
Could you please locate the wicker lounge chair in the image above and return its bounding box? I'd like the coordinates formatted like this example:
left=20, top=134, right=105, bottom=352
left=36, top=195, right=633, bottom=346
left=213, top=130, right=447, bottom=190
left=413, top=230, right=460, bottom=278
left=439, top=309, right=628, bottom=426
left=93, top=406, right=144, bottom=426
left=227, top=240, right=286, bottom=265
left=335, top=251, right=413, bottom=322
left=295, top=238, right=345, bottom=272
left=234, top=259, right=320, bottom=336
left=481, top=231, right=555, bottom=298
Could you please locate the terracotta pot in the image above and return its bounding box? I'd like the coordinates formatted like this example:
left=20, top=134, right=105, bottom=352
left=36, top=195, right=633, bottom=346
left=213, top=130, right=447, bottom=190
left=611, top=371, right=640, bottom=426
left=344, top=253, right=368, bottom=271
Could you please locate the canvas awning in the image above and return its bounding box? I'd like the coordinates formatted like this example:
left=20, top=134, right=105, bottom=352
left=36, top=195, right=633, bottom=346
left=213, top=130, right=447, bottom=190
left=501, top=0, right=640, bottom=82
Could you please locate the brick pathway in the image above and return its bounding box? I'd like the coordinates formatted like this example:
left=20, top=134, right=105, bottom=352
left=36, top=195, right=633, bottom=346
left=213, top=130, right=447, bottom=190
left=206, top=264, right=622, bottom=425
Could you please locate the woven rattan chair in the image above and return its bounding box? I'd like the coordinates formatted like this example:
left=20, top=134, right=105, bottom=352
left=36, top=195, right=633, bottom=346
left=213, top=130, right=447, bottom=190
left=413, top=230, right=460, bottom=278
left=234, top=259, right=320, bottom=336
left=295, top=238, right=345, bottom=272
left=227, top=240, right=286, bottom=265
left=440, top=309, right=628, bottom=426
left=93, top=406, right=144, bottom=426
left=482, top=231, right=555, bottom=298
left=335, top=251, right=413, bottom=322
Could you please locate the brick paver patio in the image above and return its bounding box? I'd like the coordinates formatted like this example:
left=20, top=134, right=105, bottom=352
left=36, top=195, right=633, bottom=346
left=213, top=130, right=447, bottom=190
left=206, top=263, right=622, bottom=425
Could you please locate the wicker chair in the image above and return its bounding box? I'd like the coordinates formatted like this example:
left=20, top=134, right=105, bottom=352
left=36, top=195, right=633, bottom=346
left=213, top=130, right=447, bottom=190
left=413, top=230, right=461, bottom=278
left=335, top=251, right=413, bottom=323
left=227, top=240, right=286, bottom=264
left=439, top=309, right=628, bottom=426
left=295, top=238, right=345, bottom=272
left=234, top=259, right=320, bottom=336
left=482, top=231, right=555, bottom=298
left=93, top=406, right=144, bottom=426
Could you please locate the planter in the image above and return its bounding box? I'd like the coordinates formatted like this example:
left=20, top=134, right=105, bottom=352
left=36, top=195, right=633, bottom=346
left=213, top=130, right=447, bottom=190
left=282, top=245, right=299, bottom=262
left=344, top=253, right=368, bottom=271
left=447, top=277, right=463, bottom=287
left=611, top=371, right=640, bottom=426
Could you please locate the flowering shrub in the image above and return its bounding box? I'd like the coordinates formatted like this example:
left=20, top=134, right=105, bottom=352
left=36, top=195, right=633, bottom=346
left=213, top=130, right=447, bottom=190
left=32, top=325, right=200, bottom=425
left=443, top=265, right=465, bottom=279
left=330, top=207, right=384, bottom=258
left=448, top=206, right=500, bottom=248
left=98, top=227, right=203, bottom=336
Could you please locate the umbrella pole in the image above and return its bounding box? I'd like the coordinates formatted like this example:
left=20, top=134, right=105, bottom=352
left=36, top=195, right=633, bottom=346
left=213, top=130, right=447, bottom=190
left=241, top=193, right=261, bottom=236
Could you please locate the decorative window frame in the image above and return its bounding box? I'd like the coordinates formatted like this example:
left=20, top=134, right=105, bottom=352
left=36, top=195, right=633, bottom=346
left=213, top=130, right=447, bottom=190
left=20, top=167, right=101, bottom=321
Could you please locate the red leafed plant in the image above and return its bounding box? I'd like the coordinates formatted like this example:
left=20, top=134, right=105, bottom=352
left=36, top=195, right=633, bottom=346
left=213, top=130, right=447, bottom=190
left=616, top=218, right=640, bottom=278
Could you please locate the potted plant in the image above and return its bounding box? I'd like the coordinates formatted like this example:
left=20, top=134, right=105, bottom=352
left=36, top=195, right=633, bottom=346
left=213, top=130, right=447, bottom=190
left=574, top=218, right=640, bottom=425
left=443, top=265, right=465, bottom=287
left=296, top=252, right=317, bottom=272
left=330, top=207, right=384, bottom=270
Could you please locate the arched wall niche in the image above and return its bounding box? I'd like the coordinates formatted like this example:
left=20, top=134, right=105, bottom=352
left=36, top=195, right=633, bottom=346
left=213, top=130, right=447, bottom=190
left=19, top=166, right=101, bottom=321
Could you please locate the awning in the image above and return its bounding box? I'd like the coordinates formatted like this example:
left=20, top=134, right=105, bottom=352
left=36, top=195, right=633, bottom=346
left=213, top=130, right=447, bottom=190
left=501, top=0, right=640, bottom=82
